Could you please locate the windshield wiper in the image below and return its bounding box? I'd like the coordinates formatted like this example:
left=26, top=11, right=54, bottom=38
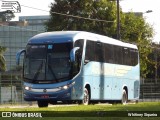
left=33, top=61, right=44, bottom=80
left=48, top=64, right=59, bottom=82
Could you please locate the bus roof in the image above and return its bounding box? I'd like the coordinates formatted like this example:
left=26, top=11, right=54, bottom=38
left=28, top=31, right=137, bottom=49
left=28, top=31, right=81, bottom=44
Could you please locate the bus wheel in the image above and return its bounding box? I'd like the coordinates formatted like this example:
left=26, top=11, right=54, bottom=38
left=83, top=88, right=90, bottom=105
left=121, top=89, right=128, bottom=105
left=37, top=101, right=48, bottom=107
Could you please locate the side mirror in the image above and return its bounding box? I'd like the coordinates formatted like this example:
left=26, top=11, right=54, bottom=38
left=70, top=47, right=80, bottom=62
left=16, top=49, right=26, bottom=65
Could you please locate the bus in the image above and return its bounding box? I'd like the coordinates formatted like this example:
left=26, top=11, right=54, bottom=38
left=16, top=31, right=140, bottom=107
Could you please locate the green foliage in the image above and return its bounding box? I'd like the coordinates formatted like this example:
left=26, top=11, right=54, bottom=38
left=0, top=102, right=160, bottom=119
left=46, top=0, right=154, bottom=78
left=146, top=44, right=160, bottom=78
left=46, top=0, right=117, bottom=37
left=121, top=12, right=153, bottom=78
left=0, top=46, right=7, bottom=72
left=1, top=102, right=160, bottom=111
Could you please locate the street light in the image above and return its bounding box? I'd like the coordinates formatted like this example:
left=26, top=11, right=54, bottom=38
left=145, top=10, right=153, bottom=14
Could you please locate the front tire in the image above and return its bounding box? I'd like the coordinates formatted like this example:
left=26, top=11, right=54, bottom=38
left=82, top=88, right=90, bottom=105
left=37, top=101, right=48, bottom=107
left=121, top=89, right=128, bottom=105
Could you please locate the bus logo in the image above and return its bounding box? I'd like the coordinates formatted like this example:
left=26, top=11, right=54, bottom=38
left=1, top=1, right=21, bottom=13
left=2, top=112, right=11, bottom=117
left=43, top=89, right=47, bottom=93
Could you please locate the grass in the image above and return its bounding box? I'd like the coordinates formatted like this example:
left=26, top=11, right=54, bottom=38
left=0, top=102, right=160, bottom=120
left=0, top=102, right=160, bottom=111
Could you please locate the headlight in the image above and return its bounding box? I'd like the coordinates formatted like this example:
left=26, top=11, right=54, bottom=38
left=63, top=85, right=68, bottom=90
left=61, top=81, right=75, bottom=90
left=24, top=86, right=32, bottom=91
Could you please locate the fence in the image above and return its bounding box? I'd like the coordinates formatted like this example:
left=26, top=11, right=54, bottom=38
left=140, top=79, right=160, bottom=101
left=0, top=73, right=160, bottom=104
left=0, top=72, right=25, bottom=104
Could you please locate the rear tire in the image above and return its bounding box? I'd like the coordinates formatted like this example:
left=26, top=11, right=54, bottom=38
left=121, top=89, right=128, bottom=105
left=37, top=101, right=48, bottom=107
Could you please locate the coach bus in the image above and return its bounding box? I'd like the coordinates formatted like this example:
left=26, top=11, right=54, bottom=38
left=16, top=31, right=140, bottom=107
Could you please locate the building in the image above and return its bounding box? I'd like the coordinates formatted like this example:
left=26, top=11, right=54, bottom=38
left=0, top=15, right=49, bottom=70
left=19, top=15, right=50, bottom=26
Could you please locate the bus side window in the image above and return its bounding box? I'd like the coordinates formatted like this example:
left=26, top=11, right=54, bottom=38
left=123, top=47, right=131, bottom=65
left=73, top=39, right=84, bottom=73
left=74, top=39, right=84, bottom=62
left=114, top=46, right=123, bottom=65
left=85, top=40, right=95, bottom=62
left=130, top=49, right=138, bottom=66
left=104, top=44, right=114, bottom=63
left=95, top=42, right=104, bottom=62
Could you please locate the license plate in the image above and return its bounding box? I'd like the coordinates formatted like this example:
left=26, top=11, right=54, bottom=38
left=41, top=95, right=49, bottom=98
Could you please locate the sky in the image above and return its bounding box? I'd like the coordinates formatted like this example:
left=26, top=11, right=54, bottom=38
left=0, top=0, right=160, bottom=43
left=121, top=0, right=160, bottom=43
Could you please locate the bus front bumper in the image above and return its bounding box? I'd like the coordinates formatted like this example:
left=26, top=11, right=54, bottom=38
left=24, top=88, right=72, bottom=101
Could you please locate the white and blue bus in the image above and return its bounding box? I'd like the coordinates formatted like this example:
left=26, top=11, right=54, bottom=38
left=16, top=31, right=140, bottom=107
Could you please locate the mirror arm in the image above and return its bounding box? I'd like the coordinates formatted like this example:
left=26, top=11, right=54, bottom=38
left=16, top=49, right=26, bottom=65
left=70, top=47, right=80, bottom=62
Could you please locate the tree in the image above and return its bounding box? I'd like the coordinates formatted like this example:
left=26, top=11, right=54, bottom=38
left=120, top=12, right=154, bottom=78
left=46, top=0, right=117, bottom=38
left=146, top=43, right=160, bottom=79
left=0, top=46, right=7, bottom=72
left=0, top=10, right=15, bottom=21
left=46, top=0, right=154, bottom=78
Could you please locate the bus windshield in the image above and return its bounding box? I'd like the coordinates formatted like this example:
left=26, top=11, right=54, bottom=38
left=24, top=42, right=73, bottom=83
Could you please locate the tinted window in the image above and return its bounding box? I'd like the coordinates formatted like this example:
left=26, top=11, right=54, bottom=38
left=72, top=39, right=84, bottom=75
left=104, top=44, right=114, bottom=63
left=123, top=47, right=131, bottom=65
left=26, top=45, right=46, bottom=59
left=130, top=49, right=138, bottom=66
left=85, top=40, right=104, bottom=62
left=95, top=42, right=104, bottom=62
left=85, top=40, right=138, bottom=66
left=74, top=39, right=84, bottom=60
left=85, top=40, right=95, bottom=61
left=74, top=39, right=84, bottom=48
left=114, top=46, right=123, bottom=64
left=24, top=43, right=73, bottom=82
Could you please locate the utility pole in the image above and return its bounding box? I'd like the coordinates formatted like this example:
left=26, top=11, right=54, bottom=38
left=117, top=0, right=120, bottom=40
left=109, top=0, right=121, bottom=40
